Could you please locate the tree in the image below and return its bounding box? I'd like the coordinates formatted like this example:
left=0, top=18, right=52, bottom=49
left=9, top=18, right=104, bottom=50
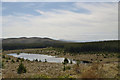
left=17, top=53, right=20, bottom=55
left=11, top=59, right=15, bottom=63
left=70, top=60, right=73, bottom=64
left=2, top=62, right=4, bottom=69
left=62, top=58, right=69, bottom=71
left=8, top=57, right=11, bottom=60
left=45, top=59, right=47, bottom=62
left=63, top=58, right=69, bottom=65
left=21, top=58, right=24, bottom=62
left=16, top=59, right=19, bottom=62
left=17, top=63, right=26, bottom=74
left=2, top=55, right=5, bottom=58
left=35, top=59, right=38, bottom=62
left=39, top=60, right=41, bottom=62
left=118, top=55, right=120, bottom=58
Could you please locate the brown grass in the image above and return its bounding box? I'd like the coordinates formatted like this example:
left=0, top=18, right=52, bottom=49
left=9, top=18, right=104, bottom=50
left=2, top=48, right=119, bottom=78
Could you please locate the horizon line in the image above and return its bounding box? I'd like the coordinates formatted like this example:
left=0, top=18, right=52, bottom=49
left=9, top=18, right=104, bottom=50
left=1, top=36, right=118, bottom=43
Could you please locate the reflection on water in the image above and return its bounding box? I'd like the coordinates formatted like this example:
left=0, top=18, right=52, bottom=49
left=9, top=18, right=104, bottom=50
left=8, top=53, right=76, bottom=63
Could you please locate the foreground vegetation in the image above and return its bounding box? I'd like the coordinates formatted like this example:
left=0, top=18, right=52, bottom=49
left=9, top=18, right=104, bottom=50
left=2, top=39, right=119, bottom=78
left=2, top=47, right=119, bottom=78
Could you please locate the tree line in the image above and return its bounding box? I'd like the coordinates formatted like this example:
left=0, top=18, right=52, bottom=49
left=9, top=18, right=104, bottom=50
left=2, top=40, right=119, bottom=53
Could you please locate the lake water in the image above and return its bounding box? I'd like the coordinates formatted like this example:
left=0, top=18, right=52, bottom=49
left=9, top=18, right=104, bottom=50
left=7, top=53, right=76, bottom=63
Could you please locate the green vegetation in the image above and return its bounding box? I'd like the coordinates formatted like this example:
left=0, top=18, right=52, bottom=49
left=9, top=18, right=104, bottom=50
left=21, top=58, right=24, bottom=62
left=0, top=62, right=2, bottom=68
left=70, top=60, right=73, bottom=64
left=45, top=59, right=47, bottom=62
left=118, top=54, right=120, bottom=58
left=3, top=40, right=119, bottom=54
left=63, top=65, right=71, bottom=71
left=65, top=66, right=71, bottom=70
left=17, top=52, right=20, bottom=55
left=0, top=61, right=5, bottom=69
left=6, top=60, right=8, bottom=62
left=2, top=62, right=5, bottom=69
left=63, top=58, right=69, bottom=65
left=2, top=49, right=119, bottom=78
left=2, top=38, right=119, bottom=78
left=17, top=63, right=26, bottom=74
left=35, top=59, right=38, bottom=62
left=63, top=58, right=69, bottom=71
left=8, top=57, right=11, bottom=60
left=2, top=55, right=5, bottom=58
left=63, top=65, right=65, bottom=71
left=11, top=59, right=15, bottom=63
left=39, top=60, right=41, bottom=62
left=64, top=40, right=119, bottom=54
left=16, top=59, right=19, bottom=62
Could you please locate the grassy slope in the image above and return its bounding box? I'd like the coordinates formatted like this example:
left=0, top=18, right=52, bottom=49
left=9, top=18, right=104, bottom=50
left=2, top=48, right=119, bottom=78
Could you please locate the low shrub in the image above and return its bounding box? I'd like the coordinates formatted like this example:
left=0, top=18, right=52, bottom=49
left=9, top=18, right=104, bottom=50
left=2, top=55, right=5, bottom=58
left=66, top=66, right=71, bottom=70
left=11, top=59, right=15, bottom=63
left=16, top=59, right=19, bottom=62
left=45, top=59, right=47, bottom=62
left=17, top=63, right=26, bottom=74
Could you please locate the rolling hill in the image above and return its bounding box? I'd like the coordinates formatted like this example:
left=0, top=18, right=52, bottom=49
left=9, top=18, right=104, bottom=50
left=2, top=37, right=119, bottom=53
left=2, top=37, right=63, bottom=44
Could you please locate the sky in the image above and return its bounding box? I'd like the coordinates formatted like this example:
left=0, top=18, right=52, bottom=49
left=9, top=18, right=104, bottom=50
left=2, top=2, right=118, bottom=42
left=1, top=0, right=119, bottom=2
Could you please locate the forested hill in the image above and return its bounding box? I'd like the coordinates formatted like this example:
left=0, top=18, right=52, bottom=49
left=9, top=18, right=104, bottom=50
left=2, top=37, right=63, bottom=44
left=2, top=37, right=119, bottom=53
left=2, top=37, right=65, bottom=50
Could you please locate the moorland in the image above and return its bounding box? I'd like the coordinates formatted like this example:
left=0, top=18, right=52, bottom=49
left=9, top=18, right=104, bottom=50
left=1, top=37, right=120, bottom=78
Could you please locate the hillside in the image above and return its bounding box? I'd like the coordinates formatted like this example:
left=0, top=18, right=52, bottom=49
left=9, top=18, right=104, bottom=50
left=2, top=37, right=62, bottom=44
left=2, top=37, right=65, bottom=50
left=2, top=37, right=119, bottom=53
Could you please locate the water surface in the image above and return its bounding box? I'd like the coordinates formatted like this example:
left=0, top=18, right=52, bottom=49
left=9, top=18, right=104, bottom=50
left=8, top=53, right=76, bottom=63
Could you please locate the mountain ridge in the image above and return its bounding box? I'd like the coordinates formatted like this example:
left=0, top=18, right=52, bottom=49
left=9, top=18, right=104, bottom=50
left=2, top=37, right=65, bottom=44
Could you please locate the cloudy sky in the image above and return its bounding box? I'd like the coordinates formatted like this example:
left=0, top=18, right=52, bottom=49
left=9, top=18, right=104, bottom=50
left=2, top=2, right=118, bottom=42
left=1, top=0, right=119, bottom=2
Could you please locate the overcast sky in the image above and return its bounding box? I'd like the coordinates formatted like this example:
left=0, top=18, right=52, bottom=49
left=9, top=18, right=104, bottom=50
left=2, top=2, right=118, bottom=42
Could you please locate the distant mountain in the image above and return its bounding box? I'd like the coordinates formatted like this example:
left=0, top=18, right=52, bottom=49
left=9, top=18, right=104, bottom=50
left=2, top=37, right=65, bottom=44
